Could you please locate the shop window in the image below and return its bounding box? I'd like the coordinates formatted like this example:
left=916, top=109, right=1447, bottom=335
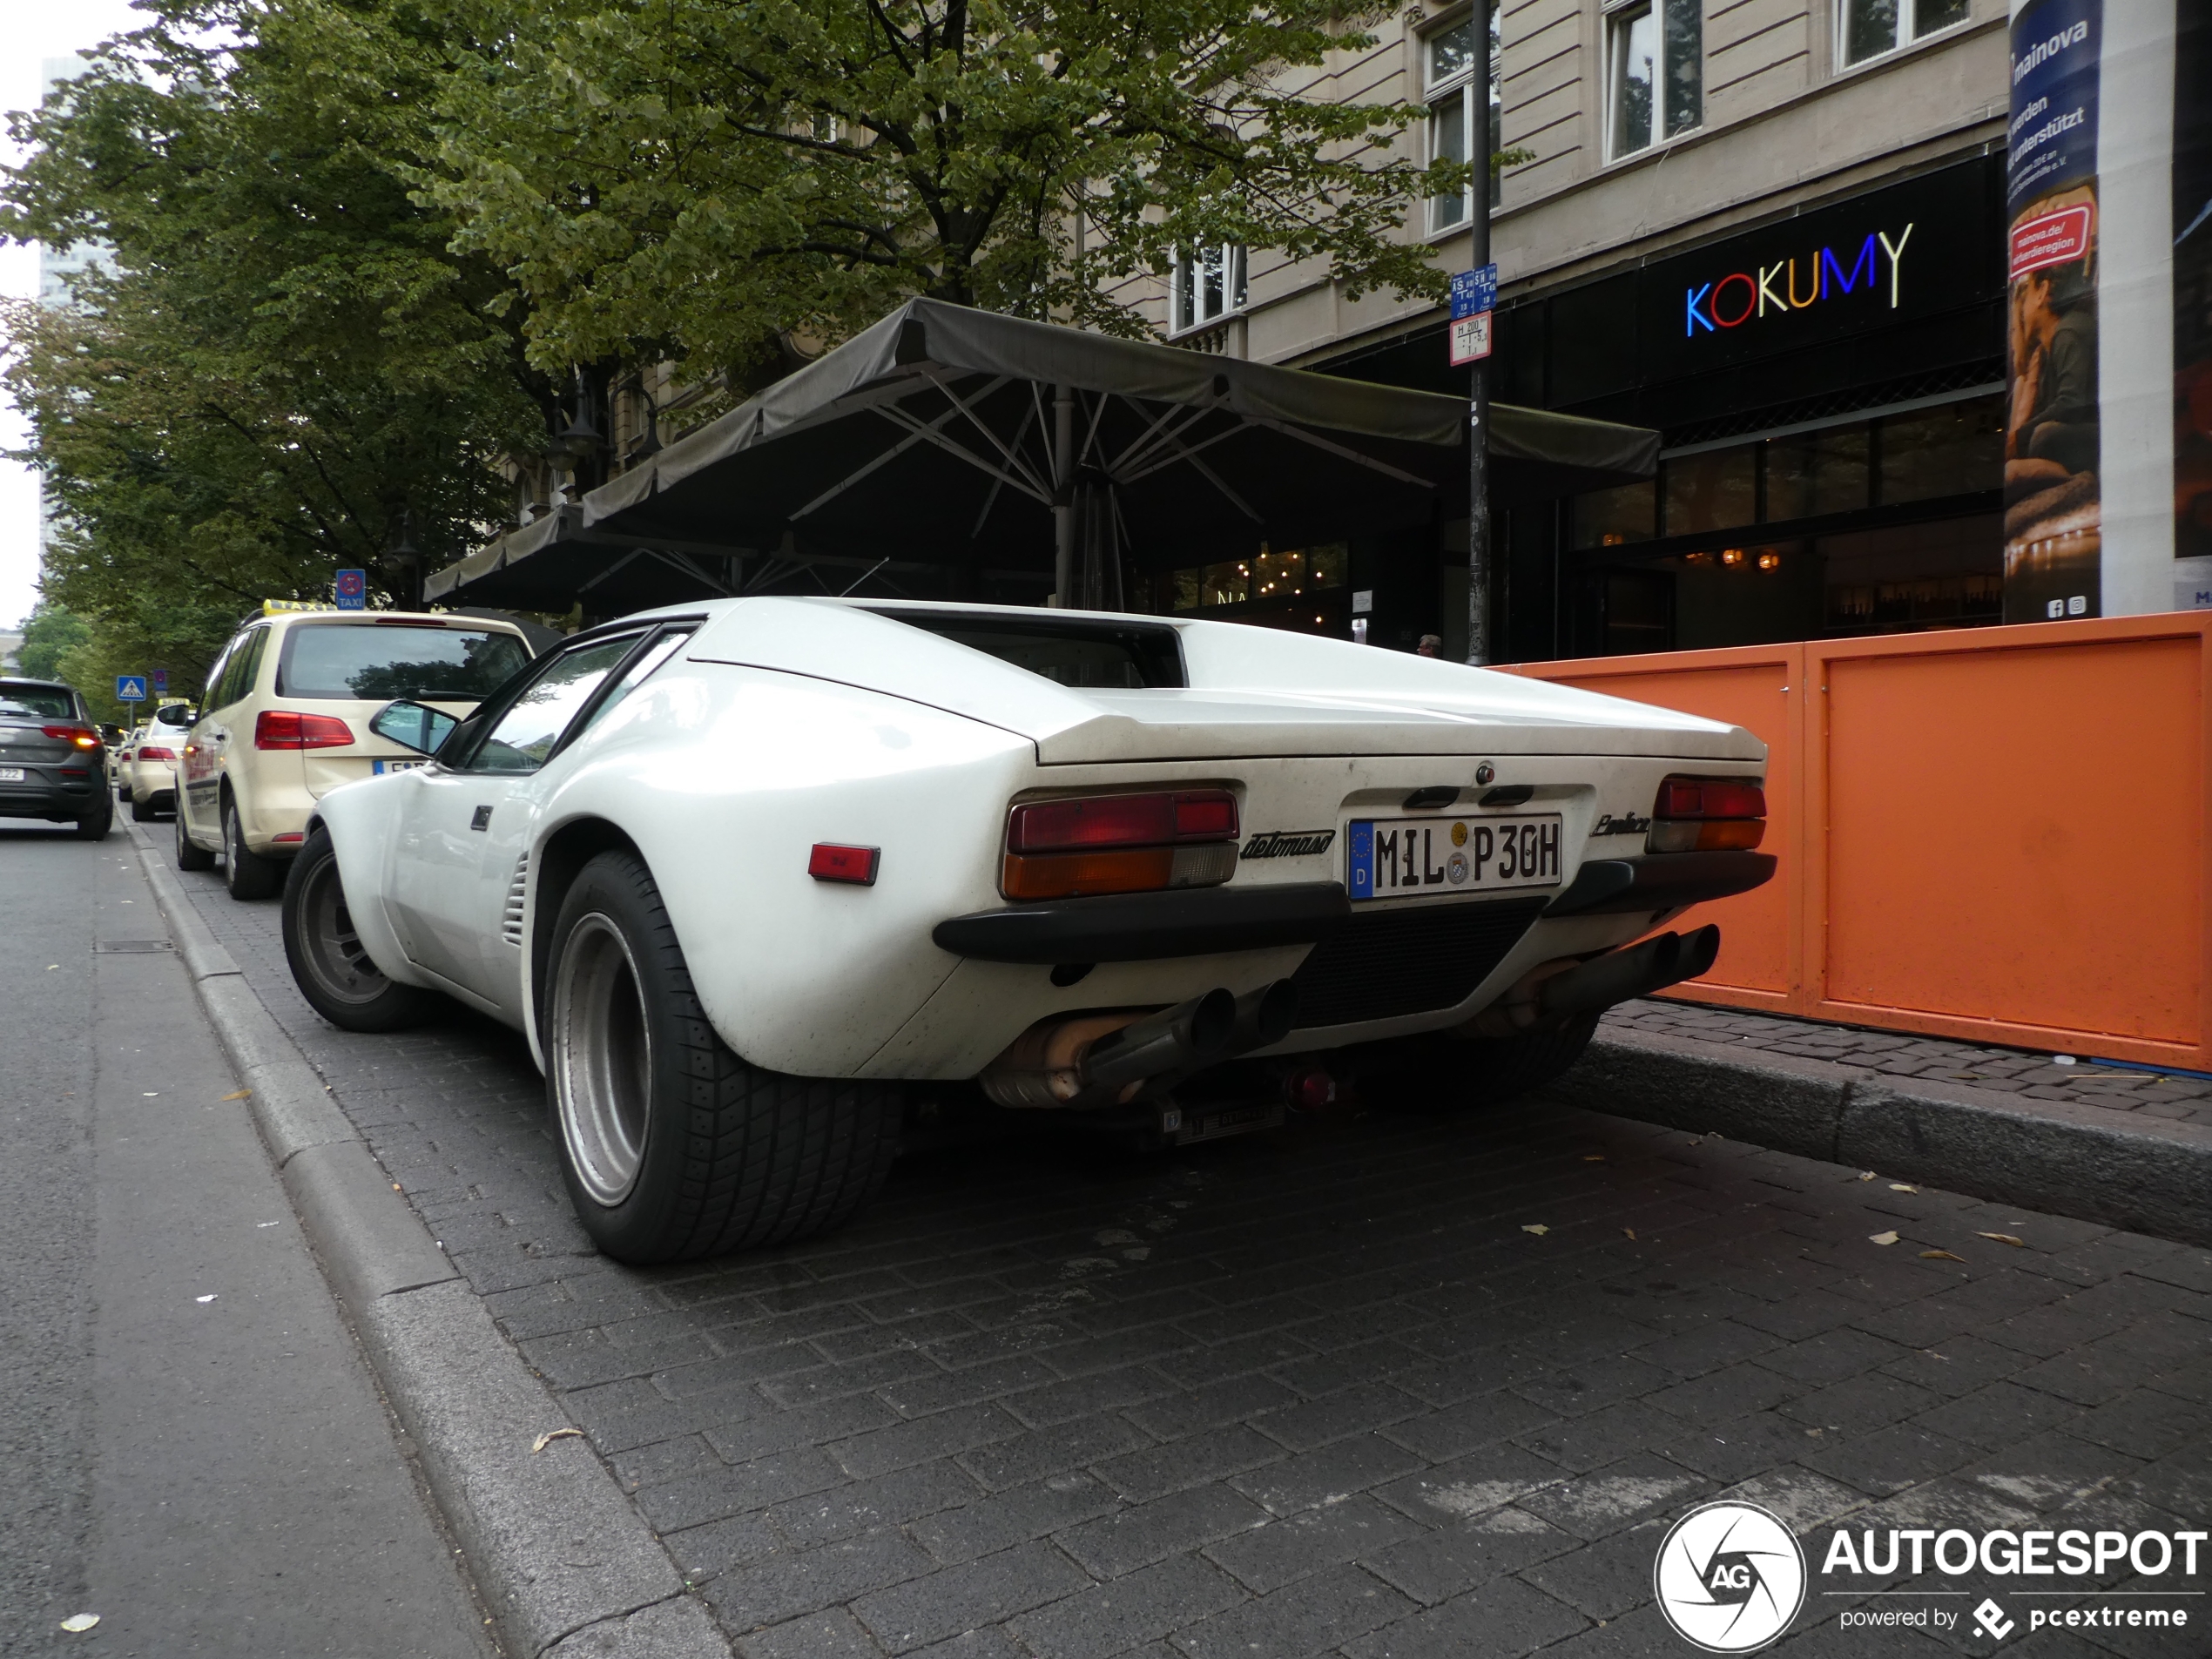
left=1662, top=446, right=1757, bottom=536
left=1876, top=396, right=2004, bottom=507
left=1766, top=425, right=1871, bottom=522
left=1172, top=245, right=1246, bottom=334
left=1571, top=478, right=1656, bottom=549
left=1167, top=545, right=1346, bottom=611
left=1425, top=8, right=1502, bottom=231
left=1606, top=0, right=1701, bottom=161
left=1840, top=0, right=1970, bottom=68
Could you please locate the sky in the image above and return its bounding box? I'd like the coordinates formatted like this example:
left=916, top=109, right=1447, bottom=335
left=0, top=0, right=149, bottom=631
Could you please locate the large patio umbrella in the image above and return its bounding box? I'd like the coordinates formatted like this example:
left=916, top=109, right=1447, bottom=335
left=428, top=297, right=1656, bottom=612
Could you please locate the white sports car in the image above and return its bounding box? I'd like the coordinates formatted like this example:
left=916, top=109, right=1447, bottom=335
left=282, top=598, right=1773, bottom=1263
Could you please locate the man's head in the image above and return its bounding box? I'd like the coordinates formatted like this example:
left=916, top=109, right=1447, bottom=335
left=1417, top=634, right=1443, bottom=658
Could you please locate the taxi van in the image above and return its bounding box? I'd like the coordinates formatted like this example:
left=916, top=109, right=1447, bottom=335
left=178, top=604, right=536, bottom=898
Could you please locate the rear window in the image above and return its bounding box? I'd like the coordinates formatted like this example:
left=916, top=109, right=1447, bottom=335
left=277, top=624, right=532, bottom=703
left=868, top=610, right=1186, bottom=689
left=0, top=684, right=76, bottom=721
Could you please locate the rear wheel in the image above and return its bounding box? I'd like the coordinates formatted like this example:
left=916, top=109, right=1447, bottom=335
left=281, top=830, right=434, bottom=1032
left=223, top=797, right=284, bottom=900
left=546, top=850, right=901, bottom=1264
left=1363, top=1012, right=1602, bottom=1113
left=73, top=792, right=112, bottom=841
left=131, top=791, right=158, bottom=823
left=175, top=799, right=216, bottom=871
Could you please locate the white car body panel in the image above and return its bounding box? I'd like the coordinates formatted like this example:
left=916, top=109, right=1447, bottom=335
left=308, top=597, right=1767, bottom=1083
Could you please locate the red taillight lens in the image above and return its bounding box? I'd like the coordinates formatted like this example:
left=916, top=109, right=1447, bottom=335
left=42, top=725, right=100, bottom=750
left=137, top=745, right=176, bottom=762
left=1653, top=778, right=1765, bottom=820
left=1002, top=790, right=1239, bottom=900
left=808, top=843, right=880, bottom=885
left=1649, top=774, right=1766, bottom=853
left=254, top=710, right=354, bottom=750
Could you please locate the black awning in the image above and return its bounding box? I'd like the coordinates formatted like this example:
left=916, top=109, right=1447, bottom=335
left=430, top=297, right=1655, bottom=611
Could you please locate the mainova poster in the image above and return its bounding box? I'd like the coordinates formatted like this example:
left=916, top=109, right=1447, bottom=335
left=2005, top=0, right=2103, bottom=623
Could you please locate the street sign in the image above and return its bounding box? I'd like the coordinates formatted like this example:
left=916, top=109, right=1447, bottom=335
left=1449, top=311, right=1494, bottom=366
left=116, top=675, right=147, bottom=704
left=1449, top=265, right=1498, bottom=320
left=152, top=669, right=168, bottom=692
left=334, top=568, right=368, bottom=610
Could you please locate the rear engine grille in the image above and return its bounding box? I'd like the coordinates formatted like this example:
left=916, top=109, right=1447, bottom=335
left=1291, top=896, right=1548, bottom=1028
left=501, top=853, right=529, bottom=948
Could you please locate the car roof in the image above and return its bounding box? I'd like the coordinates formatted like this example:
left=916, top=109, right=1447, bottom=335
left=254, top=610, right=529, bottom=634
left=0, top=676, right=75, bottom=691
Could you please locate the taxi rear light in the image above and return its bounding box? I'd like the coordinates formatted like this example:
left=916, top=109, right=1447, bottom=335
left=42, top=725, right=101, bottom=750
left=1648, top=774, right=1766, bottom=853
left=255, top=710, right=354, bottom=750
left=808, top=843, right=880, bottom=885
left=1008, top=789, right=1238, bottom=853
left=137, top=745, right=177, bottom=762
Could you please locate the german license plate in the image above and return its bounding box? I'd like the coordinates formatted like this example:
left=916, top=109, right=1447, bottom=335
left=372, top=759, right=427, bottom=775
left=1348, top=813, right=1563, bottom=900
left=0, top=767, right=24, bottom=783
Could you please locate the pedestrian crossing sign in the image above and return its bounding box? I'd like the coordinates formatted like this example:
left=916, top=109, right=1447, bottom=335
left=116, top=675, right=148, bottom=703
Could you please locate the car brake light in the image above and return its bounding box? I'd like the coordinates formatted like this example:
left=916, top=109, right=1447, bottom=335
left=42, top=725, right=101, bottom=750
left=808, top=844, right=880, bottom=885
left=1002, top=789, right=1240, bottom=901
left=1647, top=775, right=1766, bottom=853
left=137, top=746, right=177, bottom=762
left=254, top=710, right=355, bottom=750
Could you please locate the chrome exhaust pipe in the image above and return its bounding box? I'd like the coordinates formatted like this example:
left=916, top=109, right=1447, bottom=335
left=1079, top=988, right=1238, bottom=1093
left=1539, top=924, right=1721, bottom=1022
left=1227, top=979, right=1299, bottom=1056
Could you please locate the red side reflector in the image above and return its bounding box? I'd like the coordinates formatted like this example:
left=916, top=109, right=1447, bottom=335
left=255, top=710, right=355, bottom=750
left=808, top=844, right=879, bottom=885
left=272, top=831, right=306, bottom=844
left=1653, top=777, right=1765, bottom=820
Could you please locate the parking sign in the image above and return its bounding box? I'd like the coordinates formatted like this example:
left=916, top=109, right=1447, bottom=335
left=116, top=675, right=148, bottom=703
left=152, top=668, right=168, bottom=692
left=334, top=568, right=368, bottom=610
left=1449, top=265, right=1497, bottom=320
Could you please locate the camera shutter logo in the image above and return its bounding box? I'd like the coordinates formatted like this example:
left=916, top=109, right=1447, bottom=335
left=1654, top=1501, right=1807, bottom=1652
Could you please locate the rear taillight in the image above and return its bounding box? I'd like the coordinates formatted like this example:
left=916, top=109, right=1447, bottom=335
left=138, top=745, right=176, bottom=762
left=1002, top=789, right=1239, bottom=901
left=42, top=725, right=101, bottom=751
left=1647, top=775, right=1766, bottom=853
left=254, top=710, right=354, bottom=751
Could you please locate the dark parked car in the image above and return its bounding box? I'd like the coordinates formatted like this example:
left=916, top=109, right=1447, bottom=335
left=0, top=678, right=115, bottom=839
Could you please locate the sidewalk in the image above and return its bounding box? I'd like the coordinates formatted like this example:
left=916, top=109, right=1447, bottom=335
left=1561, top=999, right=2212, bottom=1250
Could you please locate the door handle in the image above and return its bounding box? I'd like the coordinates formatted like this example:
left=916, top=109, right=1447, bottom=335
left=471, top=805, right=494, bottom=831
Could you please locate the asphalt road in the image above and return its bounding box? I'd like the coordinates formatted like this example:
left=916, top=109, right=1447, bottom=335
left=143, top=827, right=2212, bottom=1658
left=0, top=822, right=496, bottom=1658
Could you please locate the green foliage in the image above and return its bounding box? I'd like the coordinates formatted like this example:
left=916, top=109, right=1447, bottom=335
left=0, top=1, right=549, bottom=681
left=427, top=0, right=1466, bottom=407
left=13, top=602, right=89, bottom=680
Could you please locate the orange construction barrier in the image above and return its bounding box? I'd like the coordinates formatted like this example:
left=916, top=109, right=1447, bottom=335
left=1504, top=613, right=2212, bottom=1071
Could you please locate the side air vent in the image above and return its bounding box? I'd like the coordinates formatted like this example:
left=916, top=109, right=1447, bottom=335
left=501, top=853, right=529, bottom=948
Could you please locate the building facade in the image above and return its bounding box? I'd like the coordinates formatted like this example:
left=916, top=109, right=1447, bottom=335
left=1104, top=0, right=2013, bottom=659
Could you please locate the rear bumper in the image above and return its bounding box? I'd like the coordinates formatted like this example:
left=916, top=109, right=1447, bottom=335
left=934, top=882, right=1352, bottom=964
left=0, top=772, right=103, bottom=820
left=1542, top=851, right=1777, bottom=917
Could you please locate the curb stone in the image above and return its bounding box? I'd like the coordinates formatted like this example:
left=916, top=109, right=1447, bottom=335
left=129, top=826, right=734, bottom=1659
left=1553, top=1022, right=2212, bottom=1247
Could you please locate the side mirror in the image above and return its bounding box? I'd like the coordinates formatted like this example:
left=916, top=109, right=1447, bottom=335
left=370, top=698, right=459, bottom=757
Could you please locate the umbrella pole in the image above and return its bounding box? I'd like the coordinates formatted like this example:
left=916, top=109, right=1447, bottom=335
left=1466, top=0, right=1493, bottom=667
left=1052, top=385, right=1075, bottom=606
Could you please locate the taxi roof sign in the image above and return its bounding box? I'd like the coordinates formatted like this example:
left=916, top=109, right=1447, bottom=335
left=262, top=598, right=340, bottom=616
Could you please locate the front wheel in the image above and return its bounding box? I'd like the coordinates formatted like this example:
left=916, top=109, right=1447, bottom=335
left=1361, top=1011, right=1602, bottom=1113
left=175, top=800, right=216, bottom=871
left=223, top=797, right=284, bottom=900
left=281, top=830, right=435, bottom=1033
left=545, top=850, right=900, bottom=1264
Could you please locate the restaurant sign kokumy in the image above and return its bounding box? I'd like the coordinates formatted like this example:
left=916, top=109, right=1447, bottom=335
left=1684, top=225, right=1916, bottom=337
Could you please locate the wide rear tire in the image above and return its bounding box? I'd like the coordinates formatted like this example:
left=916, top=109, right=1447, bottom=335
left=281, top=830, right=436, bottom=1032
left=1363, top=1011, right=1602, bottom=1113
left=545, top=850, right=900, bottom=1264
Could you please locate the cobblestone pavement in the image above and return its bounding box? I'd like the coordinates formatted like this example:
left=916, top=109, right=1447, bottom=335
left=1603, top=1000, right=2212, bottom=1130
left=144, top=834, right=2212, bottom=1657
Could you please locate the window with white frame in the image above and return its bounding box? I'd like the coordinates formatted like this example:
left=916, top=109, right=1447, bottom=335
left=1605, top=0, right=1702, bottom=160
left=1839, top=0, right=1969, bottom=67
left=1425, top=8, right=1502, bottom=233
left=1172, top=244, right=1246, bottom=334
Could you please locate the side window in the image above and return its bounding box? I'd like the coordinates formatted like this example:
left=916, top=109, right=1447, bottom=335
left=234, top=627, right=273, bottom=702
left=565, top=626, right=695, bottom=747
left=201, top=639, right=239, bottom=711
left=463, top=635, right=644, bottom=774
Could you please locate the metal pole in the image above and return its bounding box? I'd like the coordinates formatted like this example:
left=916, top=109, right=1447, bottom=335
left=1465, top=0, right=1493, bottom=667
left=1051, top=386, right=1075, bottom=607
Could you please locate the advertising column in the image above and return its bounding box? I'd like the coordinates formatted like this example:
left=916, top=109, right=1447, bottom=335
left=2003, top=0, right=2102, bottom=623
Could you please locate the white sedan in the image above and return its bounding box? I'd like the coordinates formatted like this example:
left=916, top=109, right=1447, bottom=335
left=282, top=598, right=1773, bottom=1263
